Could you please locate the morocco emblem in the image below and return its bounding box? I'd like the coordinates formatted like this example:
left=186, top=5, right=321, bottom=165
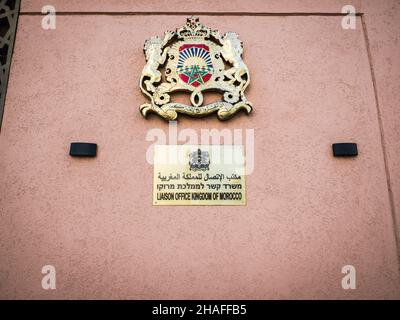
left=189, top=148, right=210, bottom=171
left=139, top=16, right=253, bottom=121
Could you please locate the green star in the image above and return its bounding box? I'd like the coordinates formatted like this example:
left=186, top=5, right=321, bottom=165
left=182, top=65, right=208, bottom=85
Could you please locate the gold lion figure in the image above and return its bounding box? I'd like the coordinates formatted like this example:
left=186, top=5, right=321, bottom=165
left=139, top=31, right=174, bottom=94
left=220, top=32, right=251, bottom=101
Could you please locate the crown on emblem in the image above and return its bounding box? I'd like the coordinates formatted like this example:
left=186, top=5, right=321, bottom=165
left=189, top=148, right=210, bottom=171
left=177, top=16, right=212, bottom=40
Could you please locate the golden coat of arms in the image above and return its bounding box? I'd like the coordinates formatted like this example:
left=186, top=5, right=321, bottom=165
left=139, top=17, right=252, bottom=121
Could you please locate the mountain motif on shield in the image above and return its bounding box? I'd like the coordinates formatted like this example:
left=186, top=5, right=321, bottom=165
left=139, top=16, right=253, bottom=121
left=177, top=44, right=213, bottom=87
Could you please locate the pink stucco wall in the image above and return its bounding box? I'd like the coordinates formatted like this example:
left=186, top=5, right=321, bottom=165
left=0, top=1, right=399, bottom=299
left=20, top=0, right=362, bottom=14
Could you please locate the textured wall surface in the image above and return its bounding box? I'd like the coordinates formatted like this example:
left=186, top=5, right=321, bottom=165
left=0, top=1, right=399, bottom=299
left=362, top=0, right=400, bottom=261
left=20, top=0, right=362, bottom=13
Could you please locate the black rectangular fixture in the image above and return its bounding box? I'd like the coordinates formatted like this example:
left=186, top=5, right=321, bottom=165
left=70, top=142, right=97, bottom=157
left=332, top=143, right=358, bottom=157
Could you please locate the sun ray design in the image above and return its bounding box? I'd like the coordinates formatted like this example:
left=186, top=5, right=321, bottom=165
left=176, top=44, right=213, bottom=87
